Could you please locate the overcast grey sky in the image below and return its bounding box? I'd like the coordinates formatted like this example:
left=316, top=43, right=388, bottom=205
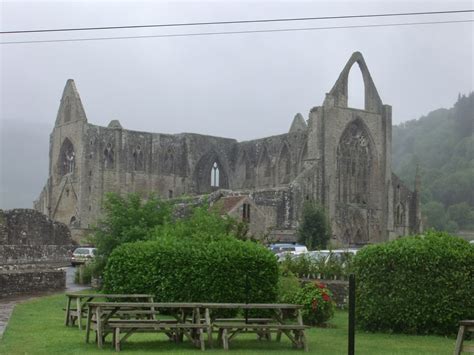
left=0, top=0, right=473, bottom=208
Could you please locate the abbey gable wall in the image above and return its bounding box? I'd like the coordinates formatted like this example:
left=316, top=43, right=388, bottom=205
left=34, top=52, right=422, bottom=245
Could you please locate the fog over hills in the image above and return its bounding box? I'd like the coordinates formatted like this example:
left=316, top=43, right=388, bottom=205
left=0, top=120, right=50, bottom=209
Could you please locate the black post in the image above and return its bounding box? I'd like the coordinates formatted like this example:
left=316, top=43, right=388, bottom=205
left=245, top=272, right=249, bottom=324
left=348, top=273, right=355, bottom=355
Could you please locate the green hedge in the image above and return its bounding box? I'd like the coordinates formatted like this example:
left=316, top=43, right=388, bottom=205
left=354, top=231, right=474, bottom=335
left=103, top=237, right=279, bottom=305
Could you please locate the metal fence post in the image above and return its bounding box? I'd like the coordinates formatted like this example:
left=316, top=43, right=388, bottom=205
left=348, top=273, right=355, bottom=355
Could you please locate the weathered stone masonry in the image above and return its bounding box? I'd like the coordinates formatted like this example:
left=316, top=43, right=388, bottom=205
left=34, top=52, right=422, bottom=245
left=0, top=209, right=75, bottom=298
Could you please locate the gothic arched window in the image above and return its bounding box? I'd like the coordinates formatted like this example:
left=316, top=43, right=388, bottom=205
left=58, top=138, right=75, bottom=176
left=104, top=143, right=114, bottom=169
left=258, top=147, right=272, bottom=178
left=163, top=148, right=175, bottom=174
left=211, top=162, right=220, bottom=187
left=133, top=145, right=144, bottom=171
left=337, top=120, right=372, bottom=205
left=278, top=144, right=291, bottom=184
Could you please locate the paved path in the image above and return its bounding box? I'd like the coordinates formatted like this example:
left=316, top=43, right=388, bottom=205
left=0, top=267, right=89, bottom=338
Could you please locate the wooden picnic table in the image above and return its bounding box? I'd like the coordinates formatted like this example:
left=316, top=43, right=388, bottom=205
left=86, top=302, right=205, bottom=350
left=85, top=301, right=308, bottom=352
left=199, top=303, right=308, bottom=351
left=64, top=293, right=154, bottom=330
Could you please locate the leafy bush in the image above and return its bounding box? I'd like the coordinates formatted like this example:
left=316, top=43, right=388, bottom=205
left=103, top=237, right=279, bottom=306
left=279, top=252, right=354, bottom=280
left=91, top=193, right=171, bottom=260
left=152, top=206, right=244, bottom=242
left=277, top=272, right=301, bottom=304
left=293, top=281, right=335, bottom=325
left=354, top=231, right=474, bottom=335
left=297, top=202, right=332, bottom=250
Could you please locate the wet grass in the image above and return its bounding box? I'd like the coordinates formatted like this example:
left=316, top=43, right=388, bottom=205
left=0, top=293, right=463, bottom=354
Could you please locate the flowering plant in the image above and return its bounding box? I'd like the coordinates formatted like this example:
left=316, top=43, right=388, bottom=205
left=293, top=281, right=335, bottom=325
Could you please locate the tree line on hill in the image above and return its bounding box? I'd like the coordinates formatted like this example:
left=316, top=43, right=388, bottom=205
left=392, top=92, right=474, bottom=233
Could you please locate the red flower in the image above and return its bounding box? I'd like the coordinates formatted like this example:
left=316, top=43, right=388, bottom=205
left=322, top=293, right=331, bottom=302
left=311, top=298, right=318, bottom=311
left=315, top=281, right=326, bottom=289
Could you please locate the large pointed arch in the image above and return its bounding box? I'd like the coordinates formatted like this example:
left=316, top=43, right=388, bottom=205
left=236, top=150, right=254, bottom=188
left=327, top=52, right=383, bottom=113
left=162, top=147, right=175, bottom=175
left=257, top=146, right=272, bottom=177
left=277, top=143, right=291, bottom=184
left=336, top=118, right=375, bottom=205
left=193, top=150, right=230, bottom=193
left=298, top=141, right=308, bottom=173
left=57, top=138, right=75, bottom=176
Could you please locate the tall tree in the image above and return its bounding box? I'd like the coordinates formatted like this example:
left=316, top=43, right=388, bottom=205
left=297, top=202, right=331, bottom=250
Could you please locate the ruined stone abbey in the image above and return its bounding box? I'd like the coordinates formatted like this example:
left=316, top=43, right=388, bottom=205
left=34, top=52, right=422, bottom=245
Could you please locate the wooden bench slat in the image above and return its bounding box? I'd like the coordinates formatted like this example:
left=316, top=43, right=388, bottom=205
left=214, top=323, right=308, bottom=329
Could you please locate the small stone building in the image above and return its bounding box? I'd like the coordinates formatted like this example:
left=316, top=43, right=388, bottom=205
left=34, top=52, right=421, bottom=245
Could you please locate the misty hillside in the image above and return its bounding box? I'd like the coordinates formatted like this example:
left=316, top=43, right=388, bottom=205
left=0, top=120, right=50, bottom=209
left=392, top=92, right=474, bottom=232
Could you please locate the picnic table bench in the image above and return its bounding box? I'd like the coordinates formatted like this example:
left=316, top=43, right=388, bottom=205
left=201, top=303, right=308, bottom=351
left=86, top=302, right=206, bottom=351
left=85, top=301, right=308, bottom=352
left=454, top=320, right=474, bottom=354
left=64, top=293, right=154, bottom=329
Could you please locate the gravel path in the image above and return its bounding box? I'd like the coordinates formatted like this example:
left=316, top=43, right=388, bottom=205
left=0, top=267, right=89, bottom=338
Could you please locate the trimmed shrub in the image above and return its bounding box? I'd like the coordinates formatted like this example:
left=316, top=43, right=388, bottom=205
left=354, top=231, right=474, bottom=335
left=277, top=272, right=301, bottom=304
left=103, top=237, right=279, bottom=306
left=293, top=281, right=335, bottom=325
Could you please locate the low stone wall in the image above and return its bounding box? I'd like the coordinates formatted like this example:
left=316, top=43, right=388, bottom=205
left=0, top=245, right=73, bottom=268
left=301, top=279, right=349, bottom=307
left=0, top=269, right=66, bottom=298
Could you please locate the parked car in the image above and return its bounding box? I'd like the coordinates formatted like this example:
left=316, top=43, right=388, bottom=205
left=71, top=247, right=97, bottom=266
left=269, top=243, right=309, bottom=261
left=306, top=248, right=358, bottom=264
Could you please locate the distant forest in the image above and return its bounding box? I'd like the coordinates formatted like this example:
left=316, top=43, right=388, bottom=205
left=392, top=92, right=474, bottom=233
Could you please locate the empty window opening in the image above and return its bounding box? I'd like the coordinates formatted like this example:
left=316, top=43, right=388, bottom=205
left=133, top=145, right=144, bottom=171
left=168, top=190, right=173, bottom=199
left=104, top=143, right=115, bottom=169
left=69, top=216, right=76, bottom=227
left=211, top=162, right=220, bottom=187
left=348, top=64, right=365, bottom=110
left=242, top=203, right=251, bottom=223
left=59, top=138, right=75, bottom=176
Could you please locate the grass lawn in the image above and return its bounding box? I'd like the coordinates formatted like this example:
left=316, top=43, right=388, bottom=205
left=0, top=293, right=463, bottom=354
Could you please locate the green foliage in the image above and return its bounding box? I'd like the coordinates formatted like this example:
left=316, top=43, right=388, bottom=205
left=103, top=237, right=279, bottom=307
left=293, top=281, right=335, bottom=325
left=91, top=193, right=171, bottom=261
left=392, top=92, right=474, bottom=231
left=277, top=272, right=301, bottom=304
left=74, top=258, right=106, bottom=285
left=152, top=206, right=246, bottom=242
left=448, top=202, right=474, bottom=229
left=279, top=252, right=354, bottom=280
left=297, top=202, right=332, bottom=250
left=354, top=231, right=474, bottom=335
left=422, top=201, right=447, bottom=231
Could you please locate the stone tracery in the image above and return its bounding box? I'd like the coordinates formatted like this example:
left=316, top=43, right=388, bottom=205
left=337, top=120, right=372, bottom=205
left=58, top=138, right=75, bottom=176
